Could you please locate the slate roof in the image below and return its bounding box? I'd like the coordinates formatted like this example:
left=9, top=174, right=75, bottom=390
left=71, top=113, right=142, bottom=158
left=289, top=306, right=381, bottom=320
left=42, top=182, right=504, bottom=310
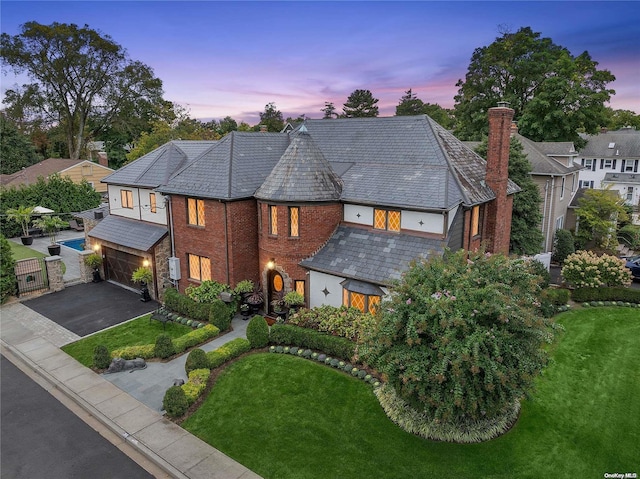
left=102, top=140, right=217, bottom=188
left=88, top=215, right=167, bottom=251
left=158, top=132, right=290, bottom=199
left=579, top=128, right=640, bottom=158
left=255, top=127, right=342, bottom=202
left=514, top=134, right=582, bottom=176
left=73, top=204, right=110, bottom=221
left=300, top=224, right=446, bottom=286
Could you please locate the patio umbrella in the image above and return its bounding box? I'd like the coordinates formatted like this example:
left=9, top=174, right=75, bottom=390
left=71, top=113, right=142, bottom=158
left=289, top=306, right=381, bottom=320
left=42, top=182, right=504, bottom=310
left=33, top=206, right=54, bottom=214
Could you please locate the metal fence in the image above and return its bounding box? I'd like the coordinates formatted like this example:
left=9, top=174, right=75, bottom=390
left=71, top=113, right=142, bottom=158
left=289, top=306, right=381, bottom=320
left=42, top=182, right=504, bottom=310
left=15, top=258, right=49, bottom=296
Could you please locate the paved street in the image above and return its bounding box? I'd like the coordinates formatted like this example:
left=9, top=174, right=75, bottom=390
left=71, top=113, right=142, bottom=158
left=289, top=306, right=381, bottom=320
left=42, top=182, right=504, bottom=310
left=1, top=355, right=156, bottom=479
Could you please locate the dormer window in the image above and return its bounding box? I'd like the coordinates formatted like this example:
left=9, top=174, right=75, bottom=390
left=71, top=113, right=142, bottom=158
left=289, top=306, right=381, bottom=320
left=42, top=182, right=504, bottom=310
left=374, top=209, right=401, bottom=232
left=608, top=142, right=615, bottom=149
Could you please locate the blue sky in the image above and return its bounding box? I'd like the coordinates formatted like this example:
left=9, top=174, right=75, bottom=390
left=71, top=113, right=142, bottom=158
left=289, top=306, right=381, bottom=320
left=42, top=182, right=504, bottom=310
left=1, top=1, right=639, bottom=124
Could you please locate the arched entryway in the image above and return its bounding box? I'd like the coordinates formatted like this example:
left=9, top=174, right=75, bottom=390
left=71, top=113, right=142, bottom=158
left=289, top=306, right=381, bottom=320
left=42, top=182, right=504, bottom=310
left=268, top=269, right=284, bottom=315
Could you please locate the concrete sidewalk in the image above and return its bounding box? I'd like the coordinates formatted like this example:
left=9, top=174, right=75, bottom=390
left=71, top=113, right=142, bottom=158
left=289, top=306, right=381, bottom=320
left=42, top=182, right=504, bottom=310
left=0, top=301, right=261, bottom=479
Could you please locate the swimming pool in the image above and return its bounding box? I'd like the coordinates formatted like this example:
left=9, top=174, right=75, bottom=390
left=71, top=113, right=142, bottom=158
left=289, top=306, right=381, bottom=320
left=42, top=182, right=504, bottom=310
left=59, top=238, right=86, bottom=251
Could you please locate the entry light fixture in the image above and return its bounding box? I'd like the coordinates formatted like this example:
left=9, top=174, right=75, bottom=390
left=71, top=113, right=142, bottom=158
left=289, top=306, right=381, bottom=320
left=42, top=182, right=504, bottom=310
left=143, top=259, right=150, bottom=268
left=267, top=258, right=275, bottom=270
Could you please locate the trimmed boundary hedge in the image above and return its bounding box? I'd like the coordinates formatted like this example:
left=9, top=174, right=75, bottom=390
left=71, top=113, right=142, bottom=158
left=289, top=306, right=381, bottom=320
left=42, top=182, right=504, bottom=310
left=269, top=324, right=356, bottom=361
left=163, top=288, right=235, bottom=332
left=571, top=286, right=640, bottom=304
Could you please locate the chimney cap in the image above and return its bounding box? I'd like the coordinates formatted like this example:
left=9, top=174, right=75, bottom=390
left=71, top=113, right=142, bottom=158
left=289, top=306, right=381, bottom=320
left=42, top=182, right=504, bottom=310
left=497, top=101, right=510, bottom=108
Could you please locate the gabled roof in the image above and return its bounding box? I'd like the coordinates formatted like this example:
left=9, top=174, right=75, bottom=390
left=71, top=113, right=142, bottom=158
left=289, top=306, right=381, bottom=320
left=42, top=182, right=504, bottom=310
left=514, top=134, right=582, bottom=176
left=158, top=132, right=290, bottom=200
left=102, top=140, right=217, bottom=188
left=300, top=224, right=446, bottom=286
left=579, top=128, right=640, bottom=158
left=0, top=158, right=112, bottom=187
left=255, top=127, right=342, bottom=202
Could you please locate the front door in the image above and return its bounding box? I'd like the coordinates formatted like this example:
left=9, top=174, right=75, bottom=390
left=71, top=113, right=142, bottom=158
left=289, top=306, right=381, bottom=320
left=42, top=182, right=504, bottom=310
left=268, top=270, right=284, bottom=315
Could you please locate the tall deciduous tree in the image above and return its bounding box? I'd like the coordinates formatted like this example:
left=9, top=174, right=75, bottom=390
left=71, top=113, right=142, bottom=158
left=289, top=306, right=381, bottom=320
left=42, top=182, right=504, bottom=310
left=259, top=102, right=284, bottom=132
left=0, top=114, right=41, bottom=174
left=1, top=22, right=164, bottom=160
left=475, top=137, right=544, bottom=254
left=342, top=89, right=379, bottom=118
left=454, top=27, right=615, bottom=145
left=575, top=188, right=628, bottom=251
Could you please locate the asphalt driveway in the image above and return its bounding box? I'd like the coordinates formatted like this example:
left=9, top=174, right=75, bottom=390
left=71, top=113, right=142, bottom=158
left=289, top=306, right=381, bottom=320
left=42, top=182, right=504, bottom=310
left=23, top=282, right=158, bottom=336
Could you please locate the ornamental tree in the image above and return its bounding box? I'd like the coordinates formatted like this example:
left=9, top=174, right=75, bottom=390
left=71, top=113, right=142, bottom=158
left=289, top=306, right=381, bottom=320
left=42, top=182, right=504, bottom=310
left=362, top=249, right=559, bottom=425
left=342, top=89, right=379, bottom=118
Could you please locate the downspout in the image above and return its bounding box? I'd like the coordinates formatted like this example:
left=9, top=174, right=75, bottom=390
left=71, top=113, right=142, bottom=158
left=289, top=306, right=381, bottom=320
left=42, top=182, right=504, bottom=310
left=137, top=189, right=143, bottom=220
left=542, top=180, right=549, bottom=251
left=166, top=195, right=177, bottom=288
left=223, top=201, right=230, bottom=285
left=546, top=177, right=556, bottom=252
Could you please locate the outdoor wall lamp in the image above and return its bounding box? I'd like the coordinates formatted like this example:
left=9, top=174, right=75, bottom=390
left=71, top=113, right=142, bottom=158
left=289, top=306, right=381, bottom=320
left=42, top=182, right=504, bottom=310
left=143, top=259, right=150, bottom=268
left=267, top=258, right=275, bottom=270
left=92, top=243, right=100, bottom=252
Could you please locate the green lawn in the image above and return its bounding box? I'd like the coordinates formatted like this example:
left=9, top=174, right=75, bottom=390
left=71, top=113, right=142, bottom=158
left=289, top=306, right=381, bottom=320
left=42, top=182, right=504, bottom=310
left=61, top=315, right=191, bottom=367
left=8, top=241, right=47, bottom=260
left=183, top=307, right=639, bottom=479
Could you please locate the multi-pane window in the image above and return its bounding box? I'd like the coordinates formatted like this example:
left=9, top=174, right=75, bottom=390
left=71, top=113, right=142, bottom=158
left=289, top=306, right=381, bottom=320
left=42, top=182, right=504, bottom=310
left=627, top=187, right=634, bottom=202
left=295, top=280, right=305, bottom=296
left=289, top=207, right=299, bottom=237
left=579, top=180, right=594, bottom=189
left=471, top=205, right=480, bottom=237
left=188, top=198, right=205, bottom=226
left=121, top=190, right=133, bottom=209
left=188, top=254, right=211, bottom=281
left=373, top=209, right=401, bottom=232
left=149, top=193, right=157, bottom=213
left=269, top=205, right=278, bottom=235
left=343, top=289, right=381, bottom=314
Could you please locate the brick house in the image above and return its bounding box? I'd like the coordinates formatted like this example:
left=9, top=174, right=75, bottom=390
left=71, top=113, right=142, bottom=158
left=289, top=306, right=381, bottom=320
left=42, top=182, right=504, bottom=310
left=152, top=106, right=519, bottom=313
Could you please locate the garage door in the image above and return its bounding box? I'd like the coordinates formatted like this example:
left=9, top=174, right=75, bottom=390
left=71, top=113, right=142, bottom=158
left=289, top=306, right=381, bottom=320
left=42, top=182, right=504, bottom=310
left=103, top=247, right=142, bottom=290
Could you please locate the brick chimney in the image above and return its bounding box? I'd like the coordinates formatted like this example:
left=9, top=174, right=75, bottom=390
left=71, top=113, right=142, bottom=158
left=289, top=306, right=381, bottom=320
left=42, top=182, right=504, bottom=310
left=97, top=152, right=108, bottom=167
left=484, top=103, right=515, bottom=255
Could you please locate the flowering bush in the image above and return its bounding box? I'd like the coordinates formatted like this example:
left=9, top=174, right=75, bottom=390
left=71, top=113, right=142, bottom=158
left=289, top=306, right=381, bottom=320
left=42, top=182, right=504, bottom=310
left=561, top=251, right=631, bottom=288
left=362, top=249, right=560, bottom=427
left=288, top=305, right=376, bottom=343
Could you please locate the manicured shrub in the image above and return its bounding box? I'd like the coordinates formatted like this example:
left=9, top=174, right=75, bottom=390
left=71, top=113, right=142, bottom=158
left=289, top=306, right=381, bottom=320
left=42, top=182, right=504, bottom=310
left=181, top=368, right=210, bottom=405
left=562, top=251, right=631, bottom=288
left=288, top=305, right=375, bottom=342
left=154, top=334, right=175, bottom=359
left=185, top=348, right=209, bottom=375
left=552, top=229, right=575, bottom=264
left=173, top=324, right=219, bottom=354
left=206, top=338, right=251, bottom=369
left=209, top=299, right=233, bottom=332
left=164, top=288, right=211, bottom=322
left=572, top=286, right=640, bottom=304
left=93, top=344, right=111, bottom=369
left=163, top=386, right=188, bottom=417
left=246, top=315, right=269, bottom=348
left=0, top=234, right=16, bottom=304
left=111, top=344, right=155, bottom=360
left=269, top=324, right=355, bottom=360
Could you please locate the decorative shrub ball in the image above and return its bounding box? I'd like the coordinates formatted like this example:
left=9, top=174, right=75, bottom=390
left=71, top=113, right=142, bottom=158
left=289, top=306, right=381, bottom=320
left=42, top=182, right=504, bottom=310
left=185, top=348, right=208, bottom=375
left=290, top=347, right=298, bottom=355
left=357, top=370, right=367, bottom=379
left=302, top=349, right=312, bottom=358
left=163, top=386, right=188, bottom=418
left=275, top=346, right=284, bottom=353
left=246, top=315, right=269, bottom=348
left=343, top=364, right=353, bottom=373
left=93, top=344, right=111, bottom=369
left=330, top=359, right=339, bottom=367
left=318, top=354, right=327, bottom=362
left=154, top=334, right=175, bottom=359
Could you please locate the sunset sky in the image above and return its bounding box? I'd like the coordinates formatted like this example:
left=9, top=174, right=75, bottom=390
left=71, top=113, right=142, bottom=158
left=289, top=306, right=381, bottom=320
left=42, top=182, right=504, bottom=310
left=1, top=1, right=639, bottom=125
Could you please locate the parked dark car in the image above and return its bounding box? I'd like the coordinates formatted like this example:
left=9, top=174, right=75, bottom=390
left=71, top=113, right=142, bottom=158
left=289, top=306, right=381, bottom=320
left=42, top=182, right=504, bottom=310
left=624, top=255, right=640, bottom=280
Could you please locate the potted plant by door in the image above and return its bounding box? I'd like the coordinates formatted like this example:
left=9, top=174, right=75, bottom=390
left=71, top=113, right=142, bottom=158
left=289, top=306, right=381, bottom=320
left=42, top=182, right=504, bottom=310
left=245, top=283, right=264, bottom=314
left=85, top=253, right=103, bottom=282
left=6, top=206, right=35, bottom=245
left=271, top=291, right=288, bottom=321
left=132, top=266, right=153, bottom=302
left=32, top=215, right=68, bottom=255
left=284, top=291, right=305, bottom=314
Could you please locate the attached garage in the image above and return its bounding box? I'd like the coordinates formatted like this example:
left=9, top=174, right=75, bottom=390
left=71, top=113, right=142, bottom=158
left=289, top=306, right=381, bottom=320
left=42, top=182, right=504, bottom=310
left=103, top=247, right=142, bottom=290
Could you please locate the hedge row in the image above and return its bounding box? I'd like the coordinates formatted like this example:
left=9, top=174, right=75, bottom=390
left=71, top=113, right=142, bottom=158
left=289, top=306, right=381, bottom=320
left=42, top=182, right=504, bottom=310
left=111, top=324, right=220, bottom=360
left=163, top=288, right=234, bottom=331
left=206, top=338, right=252, bottom=369
left=269, top=324, right=355, bottom=361
left=571, top=286, right=640, bottom=304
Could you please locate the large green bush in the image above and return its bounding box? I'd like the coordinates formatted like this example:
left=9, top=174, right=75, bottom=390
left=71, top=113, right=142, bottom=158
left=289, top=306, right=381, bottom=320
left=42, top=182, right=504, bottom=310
left=164, top=288, right=211, bottom=321
left=270, top=324, right=356, bottom=360
left=561, top=251, right=631, bottom=288
left=92, top=344, right=111, bottom=369
left=185, top=280, right=230, bottom=303
left=0, top=174, right=100, bottom=237
left=288, top=305, right=375, bottom=342
left=362, top=249, right=560, bottom=428
left=571, top=286, right=640, bottom=304
left=619, top=224, right=640, bottom=250
left=154, top=334, right=175, bottom=359
left=552, top=229, right=575, bottom=264
left=185, top=349, right=209, bottom=375
left=208, top=299, right=234, bottom=331
left=163, top=386, right=189, bottom=417
left=246, top=315, right=269, bottom=348
left=0, top=234, right=16, bottom=303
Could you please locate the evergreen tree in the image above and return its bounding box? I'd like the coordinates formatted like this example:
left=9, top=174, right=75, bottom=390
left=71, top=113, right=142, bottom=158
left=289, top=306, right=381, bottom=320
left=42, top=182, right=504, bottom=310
left=475, top=137, right=544, bottom=255
left=259, top=102, right=284, bottom=132
left=342, top=89, right=379, bottom=118
left=321, top=102, right=337, bottom=119
left=396, top=89, right=424, bottom=116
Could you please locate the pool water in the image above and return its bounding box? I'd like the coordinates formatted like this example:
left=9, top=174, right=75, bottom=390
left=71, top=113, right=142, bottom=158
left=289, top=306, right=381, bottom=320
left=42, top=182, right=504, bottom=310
left=59, top=238, right=86, bottom=251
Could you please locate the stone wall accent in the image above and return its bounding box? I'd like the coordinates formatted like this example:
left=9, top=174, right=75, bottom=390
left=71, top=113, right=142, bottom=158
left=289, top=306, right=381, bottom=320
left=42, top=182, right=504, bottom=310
left=78, top=250, right=98, bottom=283
left=45, top=256, right=65, bottom=292
left=154, top=236, right=171, bottom=302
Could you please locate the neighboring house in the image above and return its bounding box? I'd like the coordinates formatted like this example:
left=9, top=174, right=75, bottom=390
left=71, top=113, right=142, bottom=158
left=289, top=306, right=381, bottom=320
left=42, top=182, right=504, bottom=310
left=0, top=158, right=113, bottom=193
left=576, top=128, right=640, bottom=209
left=148, top=107, right=519, bottom=313
left=88, top=141, right=217, bottom=296
left=513, top=132, right=582, bottom=252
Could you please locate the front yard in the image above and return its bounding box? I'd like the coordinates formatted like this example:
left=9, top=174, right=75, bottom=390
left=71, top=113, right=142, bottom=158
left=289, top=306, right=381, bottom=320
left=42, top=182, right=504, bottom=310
left=182, top=307, right=639, bottom=479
